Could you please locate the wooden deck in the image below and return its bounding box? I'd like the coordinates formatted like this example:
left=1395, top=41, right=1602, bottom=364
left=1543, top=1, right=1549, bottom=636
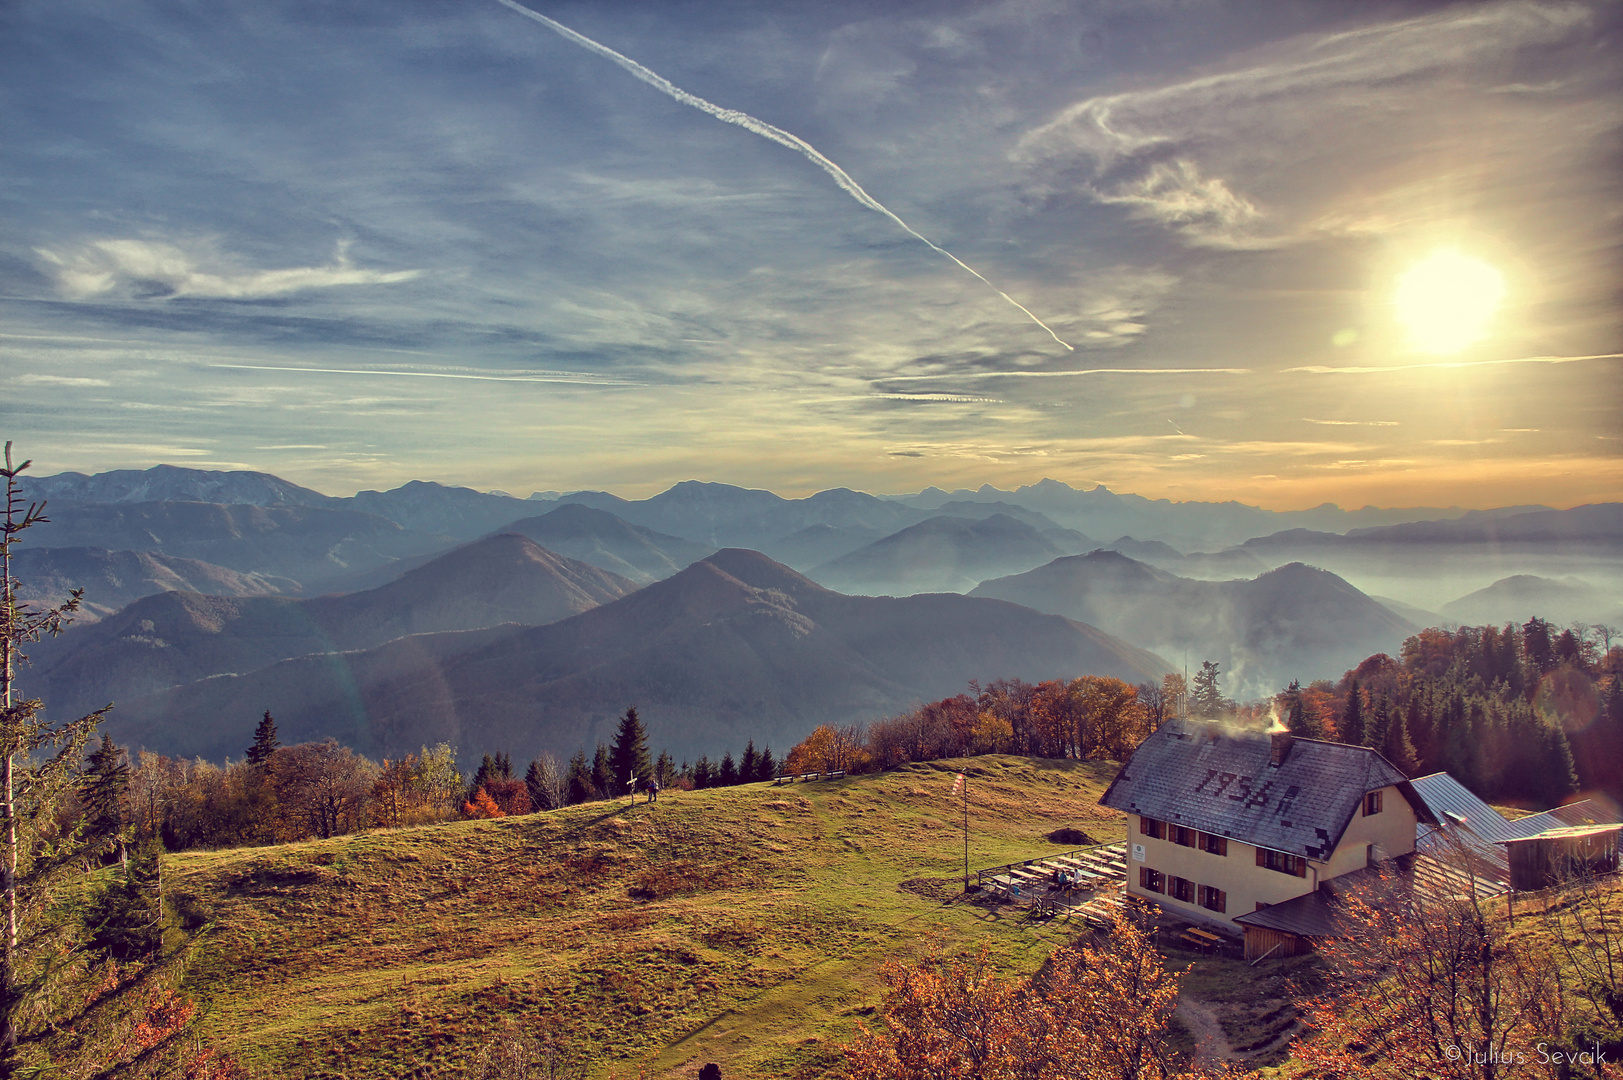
left=974, top=842, right=1129, bottom=923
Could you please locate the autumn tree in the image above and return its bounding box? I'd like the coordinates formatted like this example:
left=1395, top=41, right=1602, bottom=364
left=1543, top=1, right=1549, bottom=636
left=1294, top=859, right=1566, bottom=1079
left=526, top=753, right=568, bottom=812
left=842, top=909, right=1200, bottom=1079
left=0, top=443, right=112, bottom=1064
left=273, top=740, right=374, bottom=840
left=785, top=724, right=868, bottom=775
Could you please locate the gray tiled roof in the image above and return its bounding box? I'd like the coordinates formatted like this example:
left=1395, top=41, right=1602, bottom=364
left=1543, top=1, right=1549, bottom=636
left=1234, top=864, right=1395, bottom=937
left=1099, top=721, right=1411, bottom=861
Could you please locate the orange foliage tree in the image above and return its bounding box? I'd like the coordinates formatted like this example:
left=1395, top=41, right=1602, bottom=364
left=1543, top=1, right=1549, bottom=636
left=1292, top=865, right=1572, bottom=1079
left=462, top=786, right=506, bottom=819
left=785, top=724, right=869, bottom=775
left=842, top=910, right=1214, bottom=1079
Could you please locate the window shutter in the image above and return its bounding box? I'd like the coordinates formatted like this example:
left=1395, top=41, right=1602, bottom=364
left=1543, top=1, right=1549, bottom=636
left=1256, top=846, right=1267, bottom=867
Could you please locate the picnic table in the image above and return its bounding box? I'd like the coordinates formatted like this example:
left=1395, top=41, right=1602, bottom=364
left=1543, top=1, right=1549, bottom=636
left=1179, top=926, right=1222, bottom=953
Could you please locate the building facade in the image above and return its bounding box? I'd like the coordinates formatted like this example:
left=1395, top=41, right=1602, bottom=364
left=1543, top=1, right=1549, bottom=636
left=1100, top=720, right=1431, bottom=937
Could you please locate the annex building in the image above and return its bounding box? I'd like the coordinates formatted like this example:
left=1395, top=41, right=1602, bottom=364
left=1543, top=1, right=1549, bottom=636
left=1098, top=720, right=1434, bottom=960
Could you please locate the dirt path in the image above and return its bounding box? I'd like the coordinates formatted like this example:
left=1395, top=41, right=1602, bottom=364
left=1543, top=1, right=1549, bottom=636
left=1176, top=993, right=1233, bottom=1066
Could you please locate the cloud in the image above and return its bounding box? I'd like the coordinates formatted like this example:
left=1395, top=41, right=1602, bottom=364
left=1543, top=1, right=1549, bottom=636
left=879, top=366, right=1251, bottom=381
left=1015, top=2, right=1598, bottom=248
left=205, top=362, right=641, bottom=386
left=35, top=237, right=421, bottom=300
left=13, top=374, right=111, bottom=387
left=1303, top=418, right=1401, bottom=426
left=1285, top=353, right=1623, bottom=374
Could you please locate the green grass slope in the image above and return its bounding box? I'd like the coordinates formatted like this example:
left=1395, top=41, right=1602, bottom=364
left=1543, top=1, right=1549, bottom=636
left=170, top=756, right=1127, bottom=1079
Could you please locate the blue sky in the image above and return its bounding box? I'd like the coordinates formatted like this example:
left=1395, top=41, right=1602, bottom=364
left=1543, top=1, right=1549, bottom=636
left=3, top=0, right=1618, bottom=506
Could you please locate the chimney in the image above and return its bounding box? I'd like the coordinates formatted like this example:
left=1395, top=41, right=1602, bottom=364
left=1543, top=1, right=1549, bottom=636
left=1269, top=725, right=1293, bottom=767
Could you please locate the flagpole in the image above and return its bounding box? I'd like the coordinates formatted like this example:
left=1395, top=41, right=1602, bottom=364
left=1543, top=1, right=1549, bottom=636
left=962, top=774, right=969, bottom=894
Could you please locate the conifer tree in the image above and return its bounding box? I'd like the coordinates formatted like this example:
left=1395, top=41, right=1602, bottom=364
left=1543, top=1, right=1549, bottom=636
left=1383, top=704, right=1420, bottom=776
left=590, top=743, right=612, bottom=800
left=1190, top=661, right=1223, bottom=718
left=1340, top=681, right=1365, bottom=746
left=0, top=444, right=112, bottom=1063
left=718, top=752, right=738, bottom=787
left=654, top=750, right=676, bottom=789
left=1366, top=693, right=1391, bottom=750
left=83, top=838, right=161, bottom=962
left=245, top=710, right=279, bottom=767
left=739, top=741, right=759, bottom=783
left=608, top=707, right=651, bottom=794
left=82, top=733, right=129, bottom=865
left=566, top=751, right=594, bottom=805
left=524, top=758, right=549, bottom=811
left=692, top=755, right=713, bottom=789
left=757, top=744, right=776, bottom=781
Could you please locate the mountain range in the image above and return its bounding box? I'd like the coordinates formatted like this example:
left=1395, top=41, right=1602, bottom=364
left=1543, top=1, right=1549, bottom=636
left=970, top=550, right=1418, bottom=699
left=27, top=534, right=634, bottom=722
left=94, top=550, right=1168, bottom=764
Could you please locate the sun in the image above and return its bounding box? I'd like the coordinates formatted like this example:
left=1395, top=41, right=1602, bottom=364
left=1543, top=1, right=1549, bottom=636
left=1392, top=249, right=1506, bottom=355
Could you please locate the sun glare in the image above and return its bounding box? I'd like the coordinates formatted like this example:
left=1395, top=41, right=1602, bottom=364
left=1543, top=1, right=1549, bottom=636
left=1392, top=249, right=1506, bottom=355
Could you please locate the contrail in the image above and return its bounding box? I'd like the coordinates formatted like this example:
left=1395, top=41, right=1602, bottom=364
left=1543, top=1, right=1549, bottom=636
left=493, top=0, right=1073, bottom=351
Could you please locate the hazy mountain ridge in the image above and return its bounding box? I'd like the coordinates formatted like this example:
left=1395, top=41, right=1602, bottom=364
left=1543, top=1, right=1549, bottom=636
left=27, top=534, right=635, bottom=720
left=970, top=550, right=1417, bottom=698
left=489, top=503, right=712, bottom=584
left=103, top=549, right=1167, bottom=764
left=11, top=546, right=301, bottom=620
left=808, top=514, right=1082, bottom=595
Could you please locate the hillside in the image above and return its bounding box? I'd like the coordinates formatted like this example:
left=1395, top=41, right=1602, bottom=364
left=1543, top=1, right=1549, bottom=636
left=971, top=551, right=1415, bottom=696
left=106, top=550, right=1167, bottom=764
left=167, top=757, right=1128, bottom=1079
left=10, top=546, right=300, bottom=619
left=29, top=534, right=635, bottom=720
left=809, top=514, right=1079, bottom=595
left=31, top=500, right=455, bottom=590
left=492, top=503, right=713, bottom=584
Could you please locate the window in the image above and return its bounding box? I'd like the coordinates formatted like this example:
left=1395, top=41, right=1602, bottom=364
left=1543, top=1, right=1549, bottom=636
left=1364, top=790, right=1383, bottom=816
left=1171, top=825, right=1197, bottom=847
left=1139, top=816, right=1165, bottom=839
left=1139, top=867, right=1164, bottom=893
left=1256, top=847, right=1308, bottom=877
left=1198, top=885, right=1227, bottom=913
left=1168, top=876, right=1195, bottom=903
left=1200, top=833, right=1228, bottom=856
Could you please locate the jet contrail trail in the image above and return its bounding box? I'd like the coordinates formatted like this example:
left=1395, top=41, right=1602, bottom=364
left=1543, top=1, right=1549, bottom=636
left=493, top=0, right=1073, bottom=351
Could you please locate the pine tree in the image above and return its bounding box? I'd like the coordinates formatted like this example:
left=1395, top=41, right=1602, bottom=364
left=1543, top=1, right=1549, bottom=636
left=245, top=710, right=279, bottom=767
left=566, top=751, right=594, bottom=805
left=654, top=750, right=675, bottom=789
left=591, top=743, right=613, bottom=800
left=1366, top=694, right=1391, bottom=751
left=82, top=733, right=129, bottom=864
left=608, top=707, right=652, bottom=794
left=692, top=755, right=713, bottom=789
left=495, top=752, right=512, bottom=780
left=1190, top=661, right=1223, bottom=718
left=718, top=752, right=738, bottom=787
left=469, top=753, right=498, bottom=802
left=1340, top=681, right=1365, bottom=747
left=1383, top=704, right=1420, bottom=776
left=83, top=838, right=161, bottom=962
left=757, top=744, right=776, bottom=781
left=739, top=741, right=759, bottom=784
left=0, top=444, right=112, bottom=1063
left=524, top=759, right=548, bottom=811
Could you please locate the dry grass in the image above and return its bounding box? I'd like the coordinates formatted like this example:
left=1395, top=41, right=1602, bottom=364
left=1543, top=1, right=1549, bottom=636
left=168, top=756, right=1128, bottom=1079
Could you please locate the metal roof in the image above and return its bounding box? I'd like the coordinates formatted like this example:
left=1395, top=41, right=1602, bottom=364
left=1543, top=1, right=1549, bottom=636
left=1409, top=773, right=1620, bottom=883
left=1099, top=721, right=1413, bottom=861
left=1498, top=823, right=1623, bottom=844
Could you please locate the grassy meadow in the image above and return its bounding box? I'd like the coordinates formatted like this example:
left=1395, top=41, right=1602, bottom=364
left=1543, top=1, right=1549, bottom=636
left=168, top=756, right=1129, bottom=1079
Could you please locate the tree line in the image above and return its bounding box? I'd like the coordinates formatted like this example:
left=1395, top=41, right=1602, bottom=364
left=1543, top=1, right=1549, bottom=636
left=783, top=674, right=1187, bottom=775
left=1267, top=618, right=1622, bottom=807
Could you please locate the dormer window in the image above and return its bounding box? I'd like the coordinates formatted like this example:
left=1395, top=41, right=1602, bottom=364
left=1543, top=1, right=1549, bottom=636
left=1364, top=791, right=1383, bottom=816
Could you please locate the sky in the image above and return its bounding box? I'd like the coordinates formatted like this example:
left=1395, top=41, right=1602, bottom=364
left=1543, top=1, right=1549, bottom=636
left=2, top=0, right=1619, bottom=507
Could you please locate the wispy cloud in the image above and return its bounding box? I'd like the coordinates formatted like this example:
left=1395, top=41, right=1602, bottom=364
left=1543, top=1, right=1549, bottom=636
left=35, top=237, right=420, bottom=300
left=1303, top=417, right=1401, bottom=426
left=205, top=362, right=641, bottom=386
left=13, top=373, right=111, bottom=387
left=879, top=366, right=1251, bottom=381
left=1285, top=353, right=1623, bottom=374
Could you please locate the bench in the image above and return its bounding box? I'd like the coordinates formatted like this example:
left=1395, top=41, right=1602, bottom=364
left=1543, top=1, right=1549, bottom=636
left=1180, top=927, right=1221, bottom=953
